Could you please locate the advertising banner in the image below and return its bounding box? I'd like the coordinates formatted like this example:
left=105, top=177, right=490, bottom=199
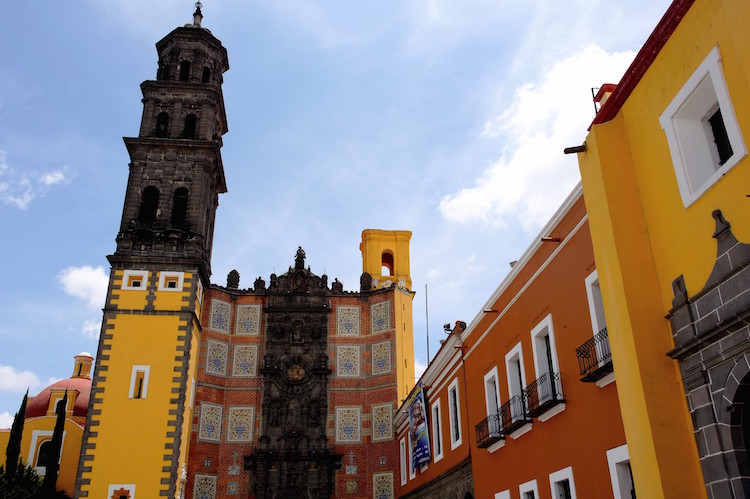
left=407, top=382, right=431, bottom=467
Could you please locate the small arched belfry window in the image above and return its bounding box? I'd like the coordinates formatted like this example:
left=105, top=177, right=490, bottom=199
left=171, top=188, right=189, bottom=227
left=202, top=67, right=211, bottom=83
left=179, top=61, right=191, bottom=82
left=381, top=251, right=394, bottom=277
left=183, top=114, right=198, bottom=139
left=138, top=186, right=159, bottom=225
left=155, top=112, right=169, bottom=138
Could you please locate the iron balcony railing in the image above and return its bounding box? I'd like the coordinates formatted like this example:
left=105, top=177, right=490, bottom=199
left=576, top=327, right=614, bottom=382
left=499, top=394, right=531, bottom=434
left=475, top=412, right=504, bottom=448
left=524, top=372, right=564, bottom=417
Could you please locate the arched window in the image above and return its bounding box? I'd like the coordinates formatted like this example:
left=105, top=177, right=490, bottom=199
left=179, top=61, right=191, bottom=82
left=171, top=188, right=189, bottom=227
left=138, top=186, right=159, bottom=225
left=155, top=112, right=169, bottom=138
left=202, top=67, right=211, bottom=83
left=183, top=114, right=197, bottom=139
left=381, top=251, right=394, bottom=277
left=36, top=440, right=53, bottom=468
left=157, top=62, right=170, bottom=81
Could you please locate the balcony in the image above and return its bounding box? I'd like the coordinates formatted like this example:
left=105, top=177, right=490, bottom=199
left=524, top=372, right=564, bottom=418
left=499, top=395, right=531, bottom=434
left=576, top=328, right=614, bottom=382
left=475, top=412, right=504, bottom=448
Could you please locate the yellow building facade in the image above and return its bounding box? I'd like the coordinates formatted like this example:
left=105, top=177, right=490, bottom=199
left=575, top=0, right=750, bottom=496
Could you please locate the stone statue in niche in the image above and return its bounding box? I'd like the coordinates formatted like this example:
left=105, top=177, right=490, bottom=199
left=295, top=246, right=306, bottom=270
left=291, top=321, right=303, bottom=345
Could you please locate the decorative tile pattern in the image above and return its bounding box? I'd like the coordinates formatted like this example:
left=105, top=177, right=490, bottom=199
left=227, top=406, right=254, bottom=442
left=235, top=304, right=261, bottom=335
left=373, top=473, right=394, bottom=499
left=210, top=299, right=232, bottom=333
left=335, top=407, right=361, bottom=443
left=372, top=403, right=393, bottom=441
left=337, top=346, right=360, bottom=377
left=205, top=340, right=228, bottom=376
left=372, top=341, right=391, bottom=376
left=227, top=482, right=238, bottom=495
left=232, top=345, right=257, bottom=377
left=337, top=306, right=361, bottom=336
left=198, top=404, right=223, bottom=442
left=346, top=480, right=358, bottom=494
left=193, top=474, right=217, bottom=499
left=371, top=301, right=390, bottom=333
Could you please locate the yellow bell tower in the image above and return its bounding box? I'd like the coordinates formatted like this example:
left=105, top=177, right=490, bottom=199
left=360, top=229, right=416, bottom=400
left=75, top=5, right=229, bottom=498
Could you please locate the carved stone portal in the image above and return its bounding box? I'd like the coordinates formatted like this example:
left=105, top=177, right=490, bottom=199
left=245, top=248, right=341, bottom=498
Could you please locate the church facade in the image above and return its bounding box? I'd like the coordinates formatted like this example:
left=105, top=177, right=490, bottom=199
left=74, top=6, right=413, bottom=499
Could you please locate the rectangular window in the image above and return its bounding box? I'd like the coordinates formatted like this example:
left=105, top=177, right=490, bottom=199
left=660, top=46, right=747, bottom=207
left=431, top=398, right=444, bottom=462
left=484, top=367, right=502, bottom=436
left=520, top=479, right=539, bottom=499
left=400, top=438, right=407, bottom=485
left=529, top=314, right=564, bottom=420
left=122, top=270, right=149, bottom=290
left=549, top=466, right=577, bottom=499
left=448, top=378, right=462, bottom=449
left=505, top=342, right=528, bottom=425
left=128, top=365, right=150, bottom=399
left=408, top=432, right=416, bottom=480
left=158, top=271, right=184, bottom=291
left=607, top=444, right=634, bottom=499
left=585, top=270, right=606, bottom=334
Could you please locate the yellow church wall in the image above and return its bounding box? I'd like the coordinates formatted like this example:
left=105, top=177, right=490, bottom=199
left=578, top=0, right=750, bottom=496
left=175, top=316, right=201, bottom=499
left=20, top=417, right=84, bottom=497
left=394, top=288, right=415, bottom=402
left=154, top=271, right=194, bottom=311
left=82, top=312, right=189, bottom=497
left=110, top=270, right=149, bottom=310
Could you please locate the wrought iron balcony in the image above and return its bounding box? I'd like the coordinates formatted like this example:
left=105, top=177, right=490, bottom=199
left=499, top=394, right=531, bottom=434
left=524, top=372, right=564, bottom=418
left=475, top=412, right=504, bottom=448
left=576, top=328, right=614, bottom=382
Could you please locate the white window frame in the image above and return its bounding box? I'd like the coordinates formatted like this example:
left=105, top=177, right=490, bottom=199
left=585, top=270, right=615, bottom=387
left=494, top=491, right=510, bottom=499
left=505, top=342, right=532, bottom=438
left=400, top=437, right=407, bottom=485
left=431, top=398, right=444, bottom=463
left=519, top=478, right=539, bottom=499
left=530, top=314, right=565, bottom=421
left=483, top=366, right=504, bottom=451
left=660, top=46, right=747, bottom=207
left=158, top=271, right=184, bottom=291
left=408, top=431, right=416, bottom=480
left=549, top=466, right=577, bottom=499
left=122, top=270, right=149, bottom=290
left=448, top=378, right=463, bottom=450
left=128, top=365, right=150, bottom=399
left=607, top=444, right=634, bottom=499
left=28, top=429, right=67, bottom=476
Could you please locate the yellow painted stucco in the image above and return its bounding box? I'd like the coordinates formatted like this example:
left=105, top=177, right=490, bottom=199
left=577, top=0, right=750, bottom=496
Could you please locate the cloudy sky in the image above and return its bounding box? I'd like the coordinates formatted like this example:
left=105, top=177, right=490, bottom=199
left=0, top=0, right=671, bottom=425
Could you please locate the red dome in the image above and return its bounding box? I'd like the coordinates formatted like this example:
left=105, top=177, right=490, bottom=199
left=25, top=377, right=92, bottom=419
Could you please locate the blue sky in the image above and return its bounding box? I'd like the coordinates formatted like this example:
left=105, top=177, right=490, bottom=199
left=0, top=0, right=671, bottom=424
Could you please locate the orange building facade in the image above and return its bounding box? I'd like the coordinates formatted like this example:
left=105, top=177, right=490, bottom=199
left=396, top=186, right=632, bottom=499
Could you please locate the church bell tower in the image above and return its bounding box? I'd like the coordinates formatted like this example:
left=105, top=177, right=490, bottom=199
left=76, top=4, right=229, bottom=498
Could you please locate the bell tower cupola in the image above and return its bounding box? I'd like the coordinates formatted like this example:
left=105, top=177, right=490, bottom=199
left=111, top=1, right=229, bottom=281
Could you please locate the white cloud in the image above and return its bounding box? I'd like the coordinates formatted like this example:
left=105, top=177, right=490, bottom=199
left=439, top=45, right=635, bottom=232
left=414, top=359, right=427, bottom=381
left=0, top=151, right=73, bottom=209
left=82, top=318, right=102, bottom=339
left=0, top=412, right=13, bottom=428
left=58, top=265, right=109, bottom=308
left=0, top=365, right=41, bottom=393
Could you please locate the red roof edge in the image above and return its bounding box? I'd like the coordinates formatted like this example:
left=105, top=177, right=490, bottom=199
left=589, top=0, right=696, bottom=129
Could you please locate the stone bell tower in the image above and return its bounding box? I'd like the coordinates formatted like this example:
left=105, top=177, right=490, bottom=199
left=76, top=4, right=229, bottom=498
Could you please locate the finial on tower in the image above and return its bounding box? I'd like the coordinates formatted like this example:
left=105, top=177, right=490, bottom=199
left=193, top=2, right=203, bottom=27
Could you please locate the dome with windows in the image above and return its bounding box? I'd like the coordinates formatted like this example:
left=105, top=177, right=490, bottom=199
left=25, top=353, right=93, bottom=423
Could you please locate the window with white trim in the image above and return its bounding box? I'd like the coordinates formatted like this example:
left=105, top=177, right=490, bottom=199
left=448, top=378, right=462, bottom=449
left=520, top=479, right=539, bottom=499
left=660, top=46, right=747, bottom=207
left=494, top=491, right=510, bottom=499
left=431, top=398, right=444, bottom=462
left=484, top=367, right=502, bottom=436
left=549, top=466, right=577, bottom=499
left=585, top=270, right=606, bottom=335
left=122, top=270, right=148, bottom=290
left=28, top=429, right=66, bottom=476
left=408, top=431, right=416, bottom=480
left=607, top=444, right=635, bottom=499
left=158, top=271, right=184, bottom=291
left=530, top=314, right=564, bottom=418
left=400, top=437, right=407, bottom=485
left=505, top=342, right=528, bottom=423
left=129, top=365, right=150, bottom=399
